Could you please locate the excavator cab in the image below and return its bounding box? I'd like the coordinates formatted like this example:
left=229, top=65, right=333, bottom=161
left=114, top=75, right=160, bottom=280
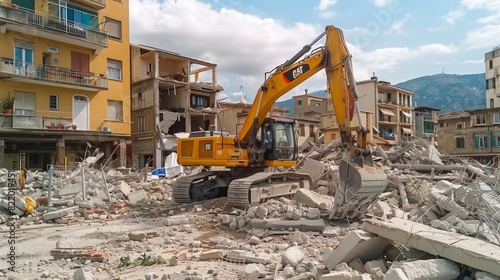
left=258, top=118, right=297, bottom=162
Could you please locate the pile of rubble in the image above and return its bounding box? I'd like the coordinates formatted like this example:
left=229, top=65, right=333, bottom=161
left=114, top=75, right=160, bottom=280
left=0, top=138, right=500, bottom=280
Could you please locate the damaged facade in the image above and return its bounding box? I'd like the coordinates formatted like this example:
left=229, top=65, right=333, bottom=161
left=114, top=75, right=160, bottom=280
left=130, top=44, right=223, bottom=169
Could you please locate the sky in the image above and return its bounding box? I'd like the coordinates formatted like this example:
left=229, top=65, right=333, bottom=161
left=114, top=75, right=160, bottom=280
left=129, top=0, right=500, bottom=103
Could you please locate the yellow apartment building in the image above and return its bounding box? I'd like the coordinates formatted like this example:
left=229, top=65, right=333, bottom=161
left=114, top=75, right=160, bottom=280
left=0, top=0, right=131, bottom=171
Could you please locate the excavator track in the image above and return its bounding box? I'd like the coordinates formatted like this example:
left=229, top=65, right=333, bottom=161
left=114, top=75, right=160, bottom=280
left=172, top=171, right=218, bottom=203
left=227, top=172, right=312, bottom=208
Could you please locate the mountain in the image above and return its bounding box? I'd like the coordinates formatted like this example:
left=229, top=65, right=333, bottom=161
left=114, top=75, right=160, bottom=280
left=395, top=73, right=485, bottom=113
left=275, top=73, right=485, bottom=115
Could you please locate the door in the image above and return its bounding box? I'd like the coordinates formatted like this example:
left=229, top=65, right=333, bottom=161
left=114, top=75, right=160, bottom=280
left=73, top=95, right=88, bottom=130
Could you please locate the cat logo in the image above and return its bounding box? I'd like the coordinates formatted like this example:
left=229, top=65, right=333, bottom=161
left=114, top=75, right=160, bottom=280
left=205, top=143, right=211, bottom=151
left=283, top=64, right=311, bottom=83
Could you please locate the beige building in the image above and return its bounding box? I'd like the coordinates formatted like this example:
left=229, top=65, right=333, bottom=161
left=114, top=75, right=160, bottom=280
left=130, top=44, right=223, bottom=169
left=485, top=47, right=500, bottom=108
left=217, top=102, right=288, bottom=135
left=357, top=77, right=415, bottom=145
left=437, top=108, right=500, bottom=165
left=293, top=91, right=327, bottom=118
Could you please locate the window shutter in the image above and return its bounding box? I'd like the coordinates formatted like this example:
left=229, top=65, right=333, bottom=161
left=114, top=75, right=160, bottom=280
left=493, top=135, right=498, bottom=147
left=485, top=136, right=488, bottom=148
left=475, top=136, right=479, bottom=148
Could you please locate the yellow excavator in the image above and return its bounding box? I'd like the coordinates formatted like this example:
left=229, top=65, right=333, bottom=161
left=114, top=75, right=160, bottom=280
left=173, top=25, right=387, bottom=212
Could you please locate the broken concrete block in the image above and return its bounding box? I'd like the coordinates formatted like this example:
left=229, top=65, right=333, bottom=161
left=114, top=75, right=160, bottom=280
left=323, top=230, right=390, bottom=271
left=255, top=205, right=268, bottom=218
left=199, top=249, right=222, bottom=261
left=56, top=238, right=75, bottom=249
left=289, top=231, right=309, bottom=245
left=430, top=189, right=468, bottom=219
left=127, top=189, right=147, bottom=204
left=368, top=200, right=393, bottom=219
left=363, top=218, right=500, bottom=276
left=165, top=215, right=191, bottom=226
left=293, top=188, right=333, bottom=210
left=282, top=246, right=304, bottom=267
left=128, top=231, right=147, bottom=241
left=263, top=218, right=326, bottom=232
left=395, top=259, right=460, bottom=280
left=249, top=236, right=261, bottom=245
left=364, top=259, right=387, bottom=274
left=306, top=207, right=321, bottom=219
left=318, top=271, right=370, bottom=280
left=244, top=263, right=260, bottom=280
left=385, top=268, right=409, bottom=280
left=475, top=271, right=500, bottom=280
left=347, top=258, right=366, bottom=273
left=117, top=181, right=131, bottom=196
left=322, top=226, right=341, bottom=237
left=42, top=206, right=79, bottom=221
left=73, top=267, right=94, bottom=280
left=297, top=158, right=324, bottom=183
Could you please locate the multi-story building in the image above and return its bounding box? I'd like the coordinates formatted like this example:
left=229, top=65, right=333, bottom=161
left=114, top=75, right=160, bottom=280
left=437, top=108, right=500, bottom=165
left=293, top=90, right=327, bottom=118
left=414, top=106, right=439, bottom=143
left=357, top=76, right=415, bottom=145
left=321, top=76, right=414, bottom=146
left=485, top=47, right=500, bottom=108
left=130, top=44, right=223, bottom=169
left=0, top=0, right=131, bottom=170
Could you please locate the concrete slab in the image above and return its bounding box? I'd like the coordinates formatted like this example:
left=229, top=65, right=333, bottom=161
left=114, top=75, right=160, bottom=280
left=293, top=188, right=333, bottom=210
left=297, top=158, right=324, bottom=183
left=323, top=229, right=391, bottom=271
left=363, top=218, right=500, bottom=276
left=42, top=206, right=79, bottom=221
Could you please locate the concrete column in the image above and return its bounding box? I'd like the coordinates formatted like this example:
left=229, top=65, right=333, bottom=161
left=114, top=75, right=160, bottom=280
left=119, top=139, right=126, bottom=167
left=56, top=139, right=65, bottom=165
left=0, top=140, right=4, bottom=168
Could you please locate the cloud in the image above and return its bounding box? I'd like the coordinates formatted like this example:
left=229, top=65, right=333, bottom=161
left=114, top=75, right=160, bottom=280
left=130, top=0, right=323, bottom=102
left=373, top=0, right=392, bottom=7
left=384, top=13, right=411, bottom=34
left=444, top=9, right=465, bottom=25
left=316, top=0, right=337, bottom=19
left=317, top=0, right=337, bottom=11
left=461, top=0, right=500, bottom=49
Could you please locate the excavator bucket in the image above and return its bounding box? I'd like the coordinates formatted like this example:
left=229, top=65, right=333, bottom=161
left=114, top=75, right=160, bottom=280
left=332, top=159, right=387, bottom=219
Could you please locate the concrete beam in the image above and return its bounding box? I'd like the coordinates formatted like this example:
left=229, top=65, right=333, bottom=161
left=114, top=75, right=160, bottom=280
left=363, top=218, right=500, bottom=276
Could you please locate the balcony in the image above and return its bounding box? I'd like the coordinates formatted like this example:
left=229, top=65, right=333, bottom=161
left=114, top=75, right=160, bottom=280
left=0, top=114, right=80, bottom=130
left=0, top=58, right=108, bottom=91
left=0, top=5, right=107, bottom=52
left=71, top=0, right=106, bottom=10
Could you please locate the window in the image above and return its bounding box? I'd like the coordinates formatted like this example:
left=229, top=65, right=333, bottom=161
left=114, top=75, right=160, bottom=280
left=297, top=100, right=302, bottom=105
left=107, top=100, right=123, bottom=121
left=106, top=17, right=122, bottom=40
left=487, top=78, right=496, bottom=90
left=494, top=112, right=500, bottom=124
left=49, top=95, right=58, bottom=110
left=14, top=40, right=34, bottom=75
left=14, top=91, right=35, bottom=116
left=387, top=93, right=392, bottom=101
left=456, top=137, right=465, bottom=148
left=137, top=116, right=145, bottom=132
left=309, top=124, right=315, bottom=137
left=492, top=134, right=500, bottom=147
left=475, top=114, right=486, bottom=125
left=190, top=94, right=209, bottom=108
left=138, top=92, right=145, bottom=108
left=490, top=60, right=494, bottom=69
left=475, top=135, right=487, bottom=148
left=299, top=123, right=305, bottom=136
left=491, top=98, right=495, bottom=108
left=107, top=59, right=122, bottom=80
left=456, top=123, right=463, bottom=129
left=440, top=122, right=448, bottom=127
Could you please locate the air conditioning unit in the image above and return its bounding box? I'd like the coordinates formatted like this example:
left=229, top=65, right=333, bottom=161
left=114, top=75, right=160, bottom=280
left=100, top=126, right=111, bottom=132
left=495, top=67, right=500, bottom=76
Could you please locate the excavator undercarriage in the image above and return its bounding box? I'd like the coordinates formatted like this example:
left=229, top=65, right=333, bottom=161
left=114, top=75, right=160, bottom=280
left=172, top=169, right=312, bottom=208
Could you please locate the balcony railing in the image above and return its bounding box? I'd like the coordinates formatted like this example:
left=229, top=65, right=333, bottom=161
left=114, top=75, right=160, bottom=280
left=0, top=114, right=79, bottom=130
left=0, top=58, right=108, bottom=90
left=0, top=6, right=107, bottom=46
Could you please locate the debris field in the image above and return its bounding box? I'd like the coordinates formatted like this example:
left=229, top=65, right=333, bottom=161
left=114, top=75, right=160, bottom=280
left=1, top=139, right=500, bottom=280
